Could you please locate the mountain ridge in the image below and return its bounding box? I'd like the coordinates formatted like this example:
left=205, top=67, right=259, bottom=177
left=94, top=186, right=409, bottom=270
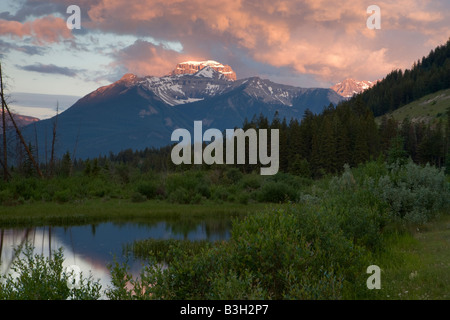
left=20, top=65, right=343, bottom=160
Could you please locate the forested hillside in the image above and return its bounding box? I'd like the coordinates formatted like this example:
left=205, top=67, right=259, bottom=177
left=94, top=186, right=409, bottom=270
left=355, top=38, right=450, bottom=117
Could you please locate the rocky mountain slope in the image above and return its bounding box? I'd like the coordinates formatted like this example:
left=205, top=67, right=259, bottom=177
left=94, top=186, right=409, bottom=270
left=21, top=63, right=343, bottom=159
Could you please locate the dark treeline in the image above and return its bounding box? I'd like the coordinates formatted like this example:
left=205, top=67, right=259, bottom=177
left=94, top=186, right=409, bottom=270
left=356, top=38, right=450, bottom=116
left=4, top=100, right=450, bottom=182
left=80, top=101, right=449, bottom=180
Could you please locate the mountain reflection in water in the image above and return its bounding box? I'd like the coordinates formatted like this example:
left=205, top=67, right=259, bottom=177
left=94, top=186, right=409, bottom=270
left=0, top=219, right=231, bottom=297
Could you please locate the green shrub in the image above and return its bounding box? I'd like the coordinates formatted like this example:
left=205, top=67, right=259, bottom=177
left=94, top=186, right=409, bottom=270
left=240, top=174, right=262, bottom=190
left=168, top=187, right=189, bottom=204
left=258, top=181, right=298, bottom=203
left=130, top=191, right=147, bottom=203
left=211, top=185, right=230, bottom=202
left=0, top=244, right=102, bottom=300
left=329, top=160, right=450, bottom=226
left=373, top=161, right=449, bottom=224
left=136, top=181, right=159, bottom=199
left=237, top=193, right=249, bottom=205
left=0, top=188, right=14, bottom=205
left=12, top=178, right=38, bottom=200
left=225, top=168, right=243, bottom=184
left=195, top=183, right=211, bottom=199
left=166, top=172, right=203, bottom=194
left=107, top=206, right=369, bottom=300
left=53, top=189, right=71, bottom=203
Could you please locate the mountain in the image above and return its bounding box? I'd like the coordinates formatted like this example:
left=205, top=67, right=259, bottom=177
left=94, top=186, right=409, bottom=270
left=331, top=79, right=379, bottom=98
left=21, top=64, right=343, bottom=160
left=1, top=110, right=39, bottom=127
left=169, top=60, right=237, bottom=81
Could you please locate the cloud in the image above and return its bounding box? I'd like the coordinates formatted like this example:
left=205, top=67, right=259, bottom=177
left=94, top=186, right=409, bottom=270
left=0, top=15, right=73, bottom=44
left=109, top=40, right=197, bottom=77
left=2, top=0, right=450, bottom=86
left=0, top=39, right=47, bottom=56
left=17, top=63, right=81, bottom=77
left=79, top=0, right=450, bottom=83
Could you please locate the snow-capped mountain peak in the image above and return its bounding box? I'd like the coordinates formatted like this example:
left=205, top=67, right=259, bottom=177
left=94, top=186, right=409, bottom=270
left=331, top=78, right=379, bottom=98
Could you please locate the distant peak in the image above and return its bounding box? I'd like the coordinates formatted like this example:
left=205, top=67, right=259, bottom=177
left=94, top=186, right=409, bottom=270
left=331, top=78, right=379, bottom=98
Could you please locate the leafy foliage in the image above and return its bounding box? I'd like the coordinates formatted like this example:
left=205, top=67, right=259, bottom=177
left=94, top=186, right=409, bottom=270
left=0, top=244, right=102, bottom=300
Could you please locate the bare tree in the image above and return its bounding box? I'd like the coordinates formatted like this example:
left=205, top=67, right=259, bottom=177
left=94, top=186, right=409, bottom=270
left=49, top=101, right=59, bottom=177
left=0, top=62, right=43, bottom=178
left=0, top=63, right=8, bottom=181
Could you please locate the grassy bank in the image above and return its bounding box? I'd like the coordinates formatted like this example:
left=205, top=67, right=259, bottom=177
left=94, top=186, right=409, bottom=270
left=368, top=212, right=450, bottom=300
left=0, top=198, right=267, bottom=227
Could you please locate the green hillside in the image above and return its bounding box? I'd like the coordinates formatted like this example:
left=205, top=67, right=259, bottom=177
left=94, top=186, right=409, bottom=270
left=352, top=38, right=450, bottom=117
left=376, top=88, right=450, bottom=123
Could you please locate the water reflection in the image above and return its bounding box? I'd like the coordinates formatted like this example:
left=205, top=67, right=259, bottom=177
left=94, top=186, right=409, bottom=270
left=0, top=219, right=232, bottom=298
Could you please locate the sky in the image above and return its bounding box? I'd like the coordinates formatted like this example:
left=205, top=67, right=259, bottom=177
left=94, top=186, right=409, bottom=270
left=0, top=0, right=449, bottom=119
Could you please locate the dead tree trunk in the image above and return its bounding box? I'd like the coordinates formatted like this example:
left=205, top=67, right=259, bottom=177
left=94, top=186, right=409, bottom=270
left=0, top=66, right=43, bottom=178
left=0, top=63, right=9, bottom=181
left=49, top=102, right=58, bottom=177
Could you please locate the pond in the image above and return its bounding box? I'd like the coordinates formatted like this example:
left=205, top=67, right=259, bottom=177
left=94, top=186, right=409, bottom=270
left=0, top=218, right=233, bottom=297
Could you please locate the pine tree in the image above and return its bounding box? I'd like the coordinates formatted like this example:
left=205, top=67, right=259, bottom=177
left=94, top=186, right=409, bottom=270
left=353, top=124, right=369, bottom=165
left=387, top=135, right=408, bottom=165
left=60, top=151, right=72, bottom=177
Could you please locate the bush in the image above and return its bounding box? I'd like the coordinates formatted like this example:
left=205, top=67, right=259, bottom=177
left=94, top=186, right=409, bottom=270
left=12, top=178, right=38, bottom=200
left=0, top=188, right=15, bottom=205
left=130, top=191, right=147, bottom=203
left=258, top=181, right=298, bottom=203
left=107, top=206, right=369, bottom=300
left=136, top=181, right=159, bottom=199
left=167, top=187, right=189, bottom=204
left=329, top=160, right=450, bottom=226
left=53, top=189, right=71, bottom=203
left=0, top=244, right=102, bottom=300
left=211, top=185, right=230, bottom=202
left=225, top=168, right=243, bottom=184
left=240, top=174, right=261, bottom=190
left=237, top=193, right=249, bottom=205
left=373, top=161, right=449, bottom=224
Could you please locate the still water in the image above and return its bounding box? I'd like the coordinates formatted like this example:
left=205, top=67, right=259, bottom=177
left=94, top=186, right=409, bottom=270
left=0, top=219, right=232, bottom=297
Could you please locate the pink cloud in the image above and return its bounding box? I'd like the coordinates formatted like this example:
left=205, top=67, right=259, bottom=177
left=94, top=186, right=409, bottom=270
left=109, top=40, right=199, bottom=77
left=81, top=0, right=448, bottom=82
left=0, top=15, right=73, bottom=44
left=4, top=0, right=448, bottom=84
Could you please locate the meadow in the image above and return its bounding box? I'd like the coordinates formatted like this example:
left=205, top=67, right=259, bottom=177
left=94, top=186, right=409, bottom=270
left=1, top=159, right=448, bottom=299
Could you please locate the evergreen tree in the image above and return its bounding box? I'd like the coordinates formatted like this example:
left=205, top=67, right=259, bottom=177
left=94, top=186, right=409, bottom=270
left=387, top=135, right=408, bottom=165
left=60, top=151, right=72, bottom=177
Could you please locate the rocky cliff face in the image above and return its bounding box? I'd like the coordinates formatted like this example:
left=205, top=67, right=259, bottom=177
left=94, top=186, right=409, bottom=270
left=169, top=60, right=237, bottom=81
